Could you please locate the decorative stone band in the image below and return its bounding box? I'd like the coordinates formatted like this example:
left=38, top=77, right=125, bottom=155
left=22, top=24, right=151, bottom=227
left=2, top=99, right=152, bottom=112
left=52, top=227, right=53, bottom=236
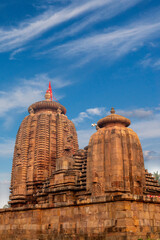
left=28, top=101, right=67, bottom=115
left=97, top=113, right=131, bottom=128
left=147, top=195, right=160, bottom=198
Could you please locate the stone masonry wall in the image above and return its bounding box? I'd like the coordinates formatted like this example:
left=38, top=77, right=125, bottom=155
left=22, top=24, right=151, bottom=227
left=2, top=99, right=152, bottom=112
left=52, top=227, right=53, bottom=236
left=0, top=198, right=160, bottom=240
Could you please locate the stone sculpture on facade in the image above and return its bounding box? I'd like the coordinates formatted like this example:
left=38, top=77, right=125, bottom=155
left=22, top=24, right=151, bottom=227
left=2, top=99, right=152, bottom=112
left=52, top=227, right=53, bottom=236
left=1, top=87, right=160, bottom=240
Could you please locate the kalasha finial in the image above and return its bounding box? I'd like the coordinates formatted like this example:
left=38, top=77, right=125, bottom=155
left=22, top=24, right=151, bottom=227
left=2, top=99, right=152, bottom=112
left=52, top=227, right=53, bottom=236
left=45, top=90, right=51, bottom=101
left=110, top=107, right=115, bottom=114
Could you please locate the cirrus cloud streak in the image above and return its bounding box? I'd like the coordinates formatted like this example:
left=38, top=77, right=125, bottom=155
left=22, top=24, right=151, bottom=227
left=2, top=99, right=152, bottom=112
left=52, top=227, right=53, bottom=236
left=0, top=0, right=139, bottom=52
left=49, top=18, right=160, bottom=63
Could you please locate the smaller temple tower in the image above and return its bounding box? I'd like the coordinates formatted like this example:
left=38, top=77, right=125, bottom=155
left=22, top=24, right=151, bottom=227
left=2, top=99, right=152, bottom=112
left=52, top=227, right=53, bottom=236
left=87, top=107, right=146, bottom=196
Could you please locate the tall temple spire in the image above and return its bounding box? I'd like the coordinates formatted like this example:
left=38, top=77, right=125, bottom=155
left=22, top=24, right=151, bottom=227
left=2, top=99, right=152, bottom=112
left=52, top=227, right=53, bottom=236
left=10, top=87, right=78, bottom=207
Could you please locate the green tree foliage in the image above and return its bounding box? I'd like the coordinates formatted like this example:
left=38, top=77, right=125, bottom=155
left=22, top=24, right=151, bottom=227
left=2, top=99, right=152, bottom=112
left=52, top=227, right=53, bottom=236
left=153, top=171, right=160, bottom=184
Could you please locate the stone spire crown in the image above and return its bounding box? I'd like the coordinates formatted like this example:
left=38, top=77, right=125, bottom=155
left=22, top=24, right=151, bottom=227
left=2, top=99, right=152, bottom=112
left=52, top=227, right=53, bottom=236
left=97, top=107, right=131, bottom=128
left=28, top=91, right=66, bottom=115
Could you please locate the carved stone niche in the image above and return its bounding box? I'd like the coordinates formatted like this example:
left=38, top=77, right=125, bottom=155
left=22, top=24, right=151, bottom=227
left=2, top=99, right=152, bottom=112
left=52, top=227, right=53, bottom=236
left=15, top=144, right=21, bottom=157
left=64, top=134, right=73, bottom=151
left=28, top=107, right=34, bottom=115
left=56, top=156, right=74, bottom=171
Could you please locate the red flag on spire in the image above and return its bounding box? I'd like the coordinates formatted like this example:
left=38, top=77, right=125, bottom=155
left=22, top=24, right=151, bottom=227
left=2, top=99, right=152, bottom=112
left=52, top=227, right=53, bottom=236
left=48, top=81, right=52, bottom=101
left=46, top=82, right=59, bottom=102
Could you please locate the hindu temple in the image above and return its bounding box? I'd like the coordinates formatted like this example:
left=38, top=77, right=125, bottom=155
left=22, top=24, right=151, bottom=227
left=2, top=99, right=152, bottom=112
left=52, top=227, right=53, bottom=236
left=1, top=86, right=160, bottom=240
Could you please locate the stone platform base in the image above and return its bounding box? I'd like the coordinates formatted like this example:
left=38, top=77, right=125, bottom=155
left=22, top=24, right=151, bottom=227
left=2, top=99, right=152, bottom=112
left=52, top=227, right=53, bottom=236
left=0, top=195, right=160, bottom=240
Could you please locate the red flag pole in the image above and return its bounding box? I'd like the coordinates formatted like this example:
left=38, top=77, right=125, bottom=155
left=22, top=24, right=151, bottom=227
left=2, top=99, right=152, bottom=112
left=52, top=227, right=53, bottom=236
left=48, top=81, right=52, bottom=101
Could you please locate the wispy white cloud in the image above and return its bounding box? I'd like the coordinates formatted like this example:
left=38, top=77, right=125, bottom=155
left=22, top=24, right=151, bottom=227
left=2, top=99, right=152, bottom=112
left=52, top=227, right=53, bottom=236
left=72, top=107, right=106, bottom=125
left=143, top=150, right=159, bottom=162
left=49, top=16, right=160, bottom=63
left=0, top=0, right=131, bottom=52
left=140, top=56, right=160, bottom=70
left=116, top=108, right=153, bottom=119
left=22, top=73, right=72, bottom=89
left=86, top=108, right=106, bottom=115
left=9, top=47, right=25, bottom=60
left=0, top=73, right=71, bottom=116
left=32, top=0, right=70, bottom=10
left=40, top=0, right=141, bottom=47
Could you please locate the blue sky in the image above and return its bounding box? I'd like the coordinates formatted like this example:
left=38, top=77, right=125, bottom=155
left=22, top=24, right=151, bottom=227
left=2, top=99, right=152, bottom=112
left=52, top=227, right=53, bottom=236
left=0, top=0, right=160, bottom=207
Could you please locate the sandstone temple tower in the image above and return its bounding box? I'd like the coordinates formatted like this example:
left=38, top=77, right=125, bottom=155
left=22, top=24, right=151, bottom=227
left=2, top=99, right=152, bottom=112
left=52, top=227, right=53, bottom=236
left=1, top=86, right=160, bottom=240
left=87, top=107, right=146, bottom=196
left=10, top=90, right=78, bottom=206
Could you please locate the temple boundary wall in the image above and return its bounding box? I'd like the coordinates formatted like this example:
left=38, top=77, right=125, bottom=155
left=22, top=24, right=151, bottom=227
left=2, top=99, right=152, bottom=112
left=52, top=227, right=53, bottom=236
left=1, top=194, right=160, bottom=240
